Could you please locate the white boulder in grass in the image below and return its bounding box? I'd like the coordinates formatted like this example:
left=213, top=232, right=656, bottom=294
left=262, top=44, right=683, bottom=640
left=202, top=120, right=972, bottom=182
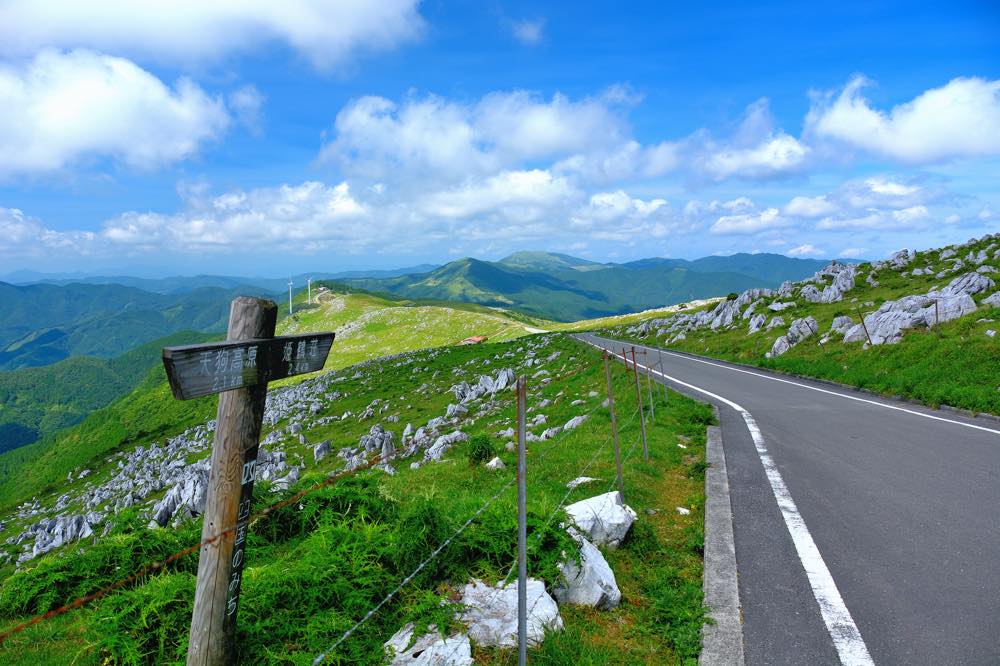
left=460, top=578, right=563, bottom=647
left=564, top=491, right=637, bottom=549
left=554, top=529, right=621, bottom=610
left=983, top=292, right=1000, bottom=308
left=566, top=476, right=600, bottom=489
left=485, top=456, right=505, bottom=470
left=384, top=623, right=472, bottom=666
left=563, top=414, right=588, bottom=430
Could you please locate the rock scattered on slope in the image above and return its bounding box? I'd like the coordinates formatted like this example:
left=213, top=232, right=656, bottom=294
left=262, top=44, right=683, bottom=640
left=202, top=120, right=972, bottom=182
left=460, top=578, right=563, bottom=647
left=767, top=316, right=818, bottom=358
left=554, top=528, right=621, bottom=610
left=384, top=623, right=472, bottom=666
left=564, top=491, right=636, bottom=549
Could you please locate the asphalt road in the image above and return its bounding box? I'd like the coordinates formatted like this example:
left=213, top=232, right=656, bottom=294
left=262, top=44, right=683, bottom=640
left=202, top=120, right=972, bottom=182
left=576, top=333, right=1000, bottom=666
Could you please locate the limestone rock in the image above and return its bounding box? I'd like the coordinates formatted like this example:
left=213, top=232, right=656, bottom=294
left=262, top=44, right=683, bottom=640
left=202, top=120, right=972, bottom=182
left=384, top=623, right=472, bottom=666
left=460, top=578, right=563, bottom=647
left=564, top=491, right=636, bottom=549
left=554, top=529, right=621, bottom=610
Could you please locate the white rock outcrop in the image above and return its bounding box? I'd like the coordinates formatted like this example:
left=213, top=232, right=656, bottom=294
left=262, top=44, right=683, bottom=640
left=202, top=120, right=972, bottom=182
left=564, top=491, right=636, bottom=549
left=384, top=623, right=472, bottom=666
left=554, top=529, right=621, bottom=610
left=460, top=578, right=563, bottom=647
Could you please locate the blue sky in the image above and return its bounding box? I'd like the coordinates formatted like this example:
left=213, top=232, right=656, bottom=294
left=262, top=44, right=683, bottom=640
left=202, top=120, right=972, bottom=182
left=0, top=0, right=998, bottom=277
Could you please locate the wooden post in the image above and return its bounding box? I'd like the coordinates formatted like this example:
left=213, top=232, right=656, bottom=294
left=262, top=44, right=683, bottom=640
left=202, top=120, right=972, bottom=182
left=188, top=297, right=276, bottom=666
left=630, top=347, right=649, bottom=462
left=856, top=306, right=874, bottom=347
left=603, top=352, right=625, bottom=500
left=642, top=350, right=654, bottom=421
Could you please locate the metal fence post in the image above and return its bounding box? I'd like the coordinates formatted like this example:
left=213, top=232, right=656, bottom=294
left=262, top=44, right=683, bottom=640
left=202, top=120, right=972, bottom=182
left=642, top=350, right=654, bottom=421
left=516, top=376, right=528, bottom=666
left=630, top=346, right=649, bottom=462
left=603, top=352, right=625, bottom=499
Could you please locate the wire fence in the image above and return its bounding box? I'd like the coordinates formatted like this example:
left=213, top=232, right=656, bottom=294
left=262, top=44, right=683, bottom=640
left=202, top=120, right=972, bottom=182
left=1, top=341, right=662, bottom=666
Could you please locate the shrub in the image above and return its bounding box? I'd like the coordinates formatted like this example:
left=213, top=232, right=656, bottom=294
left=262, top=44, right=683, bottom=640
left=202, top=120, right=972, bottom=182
left=466, top=434, right=496, bottom=466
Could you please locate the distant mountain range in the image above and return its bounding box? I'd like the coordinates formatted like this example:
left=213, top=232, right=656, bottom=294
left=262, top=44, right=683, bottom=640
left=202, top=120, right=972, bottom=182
left=0, top=265, right=439, bottom=295
left=344, top=251, right=851, bottom=321
left=0, top=282, right=270, bottom=371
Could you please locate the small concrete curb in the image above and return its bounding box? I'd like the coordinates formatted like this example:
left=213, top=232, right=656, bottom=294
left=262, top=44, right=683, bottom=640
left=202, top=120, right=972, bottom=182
left=700, top=410, right=744, bottom=666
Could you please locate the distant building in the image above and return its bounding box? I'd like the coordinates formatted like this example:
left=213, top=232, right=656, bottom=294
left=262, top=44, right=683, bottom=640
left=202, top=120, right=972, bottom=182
left=459, top=336, right=488, bottom=345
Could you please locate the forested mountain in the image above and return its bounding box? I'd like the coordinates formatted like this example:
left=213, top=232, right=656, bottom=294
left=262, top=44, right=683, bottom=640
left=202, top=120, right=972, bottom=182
left=345, top=252, right=845, bottom=321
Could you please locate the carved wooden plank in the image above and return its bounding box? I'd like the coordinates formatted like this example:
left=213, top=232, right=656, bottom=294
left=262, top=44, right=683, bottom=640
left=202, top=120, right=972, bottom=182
left=162, top=332, right=335, bottom=400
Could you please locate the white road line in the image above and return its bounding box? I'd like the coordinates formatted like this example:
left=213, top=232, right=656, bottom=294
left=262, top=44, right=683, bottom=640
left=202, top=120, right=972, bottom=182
left=581, top=337, right=875, bottom=666
left=644, top=344, right=1000, bottom=436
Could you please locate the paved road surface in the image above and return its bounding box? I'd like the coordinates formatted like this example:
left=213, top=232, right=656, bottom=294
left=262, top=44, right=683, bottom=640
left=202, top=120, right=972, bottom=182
left=576, top=334, right=1000, bottom=666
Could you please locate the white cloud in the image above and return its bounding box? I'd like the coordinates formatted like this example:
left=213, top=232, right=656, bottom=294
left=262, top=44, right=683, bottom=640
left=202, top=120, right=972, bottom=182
left=511, top=19, right=545, bottom=45
left=838, top=247, right=868, bottom=258
left=0, top=49, right=231, bottom=177
left=787, top=243, right=822, bottom=257
left=710, top=207, right=790, bottom=235
left=102, top=181, right=368, bottom=251
left=702, top=134, right=808, bottom=180
left=815, top=212, right=886, bottom=230
left=784, top=195, right=837, bottom=218
left=0, top=207, right=96, bottom=255
left=807, top=75, right=1000, bottom=162
left=320, top=89, right=628, bottom=183
left=697, top=99, right=808, bottom=180
left=418, top=169, right=575, bottom=221
left=891, top=205, right=930, bottom=225
left=0, top=0, right=424, bottom=69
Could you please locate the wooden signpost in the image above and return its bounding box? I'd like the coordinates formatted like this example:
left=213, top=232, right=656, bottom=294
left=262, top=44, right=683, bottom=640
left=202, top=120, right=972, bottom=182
left=161, top=296, right=334, bottom=666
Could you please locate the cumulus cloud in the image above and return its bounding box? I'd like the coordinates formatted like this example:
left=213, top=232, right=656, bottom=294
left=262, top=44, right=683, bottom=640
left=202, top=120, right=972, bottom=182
left=696, top=99, right=809, bottom=180
left=787, top=243, right=823, bottom=257
left=806, top=75, right=1000, bottom=162
left=511, top=19, right=545, bottom=45
left=0, top=0, right=425, bottom=69
left=102, top=181, right=368, bottom=252
left=418, top=169, right=575, bottom=221
left=320, top=89, right=629, bottom=183
left=0, top=49, right=231, bottom=178
left=838, top=247, right=868, bottom=258
left=784, top=195, right=837, bottom=218
left=710, top=207, right=790, bottom=235
left=0, top=207, right=96, bottom=254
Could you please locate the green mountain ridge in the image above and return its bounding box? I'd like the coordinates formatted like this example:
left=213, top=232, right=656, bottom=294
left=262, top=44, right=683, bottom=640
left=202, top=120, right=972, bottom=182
left=0, top=331, right=215, bottom=452
left=0, top=282, right=271, bottom=371
left=346, top=251, right=840, bottom=321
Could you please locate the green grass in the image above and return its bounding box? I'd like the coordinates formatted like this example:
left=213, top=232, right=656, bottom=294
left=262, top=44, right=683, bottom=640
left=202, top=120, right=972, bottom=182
left=0, top=333, right=710, bottom=665
left=594, top=237, right=1000, bottom=416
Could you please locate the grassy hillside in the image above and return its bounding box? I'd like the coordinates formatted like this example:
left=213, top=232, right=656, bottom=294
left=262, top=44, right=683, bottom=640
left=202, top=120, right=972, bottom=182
left=346, top=254, right=786, bottom=322
left=276, top=285, right=548, bottom=371
left=594, top=235, right=1000, bottom=416
left=0, top=332, right=214, bottom=453
left=0, top=331, right=712, bottom=665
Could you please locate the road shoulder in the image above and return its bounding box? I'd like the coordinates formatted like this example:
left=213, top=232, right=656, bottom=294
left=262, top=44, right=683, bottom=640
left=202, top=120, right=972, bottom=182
left=700, top=412, right=745, bottom=665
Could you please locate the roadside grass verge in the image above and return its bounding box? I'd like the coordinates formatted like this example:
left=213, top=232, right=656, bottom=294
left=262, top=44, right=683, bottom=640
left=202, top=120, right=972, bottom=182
left=0, top=334, right=711, bottom=665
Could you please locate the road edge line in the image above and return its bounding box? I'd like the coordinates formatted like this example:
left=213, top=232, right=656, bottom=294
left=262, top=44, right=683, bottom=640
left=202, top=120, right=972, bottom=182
left=700, top=410, right=745, bottom=666
left=576, top=334, right=876, bottom=665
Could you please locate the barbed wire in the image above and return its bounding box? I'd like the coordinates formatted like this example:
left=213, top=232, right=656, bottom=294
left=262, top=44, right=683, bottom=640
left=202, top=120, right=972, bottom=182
left=0, top=453, right=384, bottom=644
left=434, top=405, right=641, bottom=664
left=311, top=472, right=518, bottom=664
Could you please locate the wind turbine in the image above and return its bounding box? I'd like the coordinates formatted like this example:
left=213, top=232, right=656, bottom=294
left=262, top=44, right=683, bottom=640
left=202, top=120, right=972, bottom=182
left=307, top=277, right=313, bottom=305
left=288, top=280, right=294, bottom=315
